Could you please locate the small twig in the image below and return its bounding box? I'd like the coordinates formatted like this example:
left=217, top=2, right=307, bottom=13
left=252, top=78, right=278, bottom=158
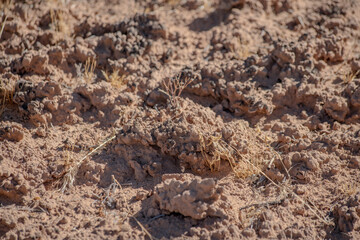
left=256, top=127, right=290, bottom=179
left=0, top=15, right=7, bottom=40
left=229, top=144, right=332, bottom=225
left=148, top=214, right=166, bottom=223
left=239, top=197, right=287, bottom=210
left=59, top=132, right=117, bottom=192
left=161, top=74, right=194, bottom=106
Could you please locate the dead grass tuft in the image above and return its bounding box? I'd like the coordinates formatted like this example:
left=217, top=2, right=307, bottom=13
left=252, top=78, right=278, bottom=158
left=343, top=69, right=360, bottom=84
left=232, top=144, right=331, bottom=226
left=59, top=132, right=116, bottom=193
left=197, top=124, right=330, bottom=226
left=198, top=132, right=259, bottom=178
left=102, top=69, right=127, bottom=88
left=336, top=181, right=359, bottom=197
left=0, top=0, right=12, bottom=12
left=198, top=122, right=278, bottom=178
left=160, top=74, right=194, bottom=107
left=83, top=57, right=97, bottom=83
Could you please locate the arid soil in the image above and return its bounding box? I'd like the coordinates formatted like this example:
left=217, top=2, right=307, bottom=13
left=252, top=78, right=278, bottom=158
left=1, top=0, right=360, bottom=239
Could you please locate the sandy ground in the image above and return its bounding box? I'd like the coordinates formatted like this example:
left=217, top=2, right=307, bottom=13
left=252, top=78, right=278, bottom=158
left=0, top=0, right=360, bottom=239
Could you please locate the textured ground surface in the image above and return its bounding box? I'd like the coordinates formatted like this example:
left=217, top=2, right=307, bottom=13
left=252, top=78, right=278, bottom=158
left=1, top=0, right=360, bottom=239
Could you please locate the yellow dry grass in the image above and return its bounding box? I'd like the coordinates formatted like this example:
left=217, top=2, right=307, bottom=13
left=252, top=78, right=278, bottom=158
left=0, top=0, right=12, bottom=40
left=197, top=123, right=330, bottom=226
left=0, top=14, right=7, bottom=39
left=102, top=69, right=127, bottom=89
left=343, top=69, right=360, bottom=84
left=198, top=132, right=259, bottom=178
left=198, top=121, right=275, bottom=178
left=84, top=57, right=97, bottom=83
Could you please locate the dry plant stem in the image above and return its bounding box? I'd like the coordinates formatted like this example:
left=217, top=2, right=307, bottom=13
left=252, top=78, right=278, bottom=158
left=111, top=175, right=154, bottom=240
left=60, top=132, right=117, bottom=192
left=344, top=69, right=360, bottom=84
left=256, top=127, right=290, bottom=179
left=228, top=143, right=331, bottom=225
left=102, top=69, right=126, bottom=88
left=239, top=197, right=286, bottom=210
left=198, top=131, right=328, bottom=224
left=84, top=58, right=96, bottom=83
left=50, top=9, right=57, bottom=31
left=0, top=15, right=7, bottom=39
left=161, top=75, right=193, bottom=105
left=199, top=131, right=259, bottom=178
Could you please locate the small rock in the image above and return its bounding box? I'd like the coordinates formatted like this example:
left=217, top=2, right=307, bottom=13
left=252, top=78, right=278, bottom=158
left=264, top=168, right=284, bottom=182
left=135, top=190, right=149, bottom=201
left=242, top=228, right=255, bottom=237
left=295, top=185, right=306, bottom=195
left=304, top=156, right=319, bottom=171
left=1, top=125, right=24, bottom=142
left=349, top=157, right=360, bottom=169
left=35, top=127, right=47, bottom=137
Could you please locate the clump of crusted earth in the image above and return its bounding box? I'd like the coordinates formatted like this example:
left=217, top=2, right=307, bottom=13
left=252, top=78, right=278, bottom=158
left=114, top=97, right=274, bottom=179
left=150, top=174, right=227, bottom=220
left=333, top=194, right=360, bottom=233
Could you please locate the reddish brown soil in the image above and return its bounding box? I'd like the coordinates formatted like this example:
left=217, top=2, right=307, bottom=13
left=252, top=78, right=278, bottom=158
left=1, top=0, right=360, bottom=239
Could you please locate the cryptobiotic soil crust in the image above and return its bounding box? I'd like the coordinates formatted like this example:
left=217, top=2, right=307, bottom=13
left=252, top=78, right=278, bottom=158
left=1, top=0, right=360, bottom=239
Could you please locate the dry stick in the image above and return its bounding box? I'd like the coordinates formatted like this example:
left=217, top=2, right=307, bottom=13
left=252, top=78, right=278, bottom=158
left=256, top=127, right=290, bottom=179
left=111, top=175, right=154, bottom=240
left=60, top=132, right=117, bottom=192
left=239, top=197, right=286, bottom=211
left=0, top=15, right=7, bottom=40
left=224, top=142, right=331, bottom=225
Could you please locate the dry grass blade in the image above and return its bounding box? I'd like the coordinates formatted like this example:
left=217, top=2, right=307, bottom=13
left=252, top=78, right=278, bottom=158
left=228, top=37, right=250, bottom=60
left=255, top=127, right=290, bottom=179
left=59, top=132, right=117, bottom=193
left=227, top=143, right=332, bottom=225
left=84, top=57, right=97, bottom=83
left=111, top=175, right=154, bottom=240
left=198, top=130, right=262, bottom=178
left=0, top=15, right=7, bottom=40
left=198, top=128, right=330, bottom=225
left=239, top=197, right=286, bottom=210
left=102, top=69, right=126, bottom=88
left=344, top=69, right=360, bottom=84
